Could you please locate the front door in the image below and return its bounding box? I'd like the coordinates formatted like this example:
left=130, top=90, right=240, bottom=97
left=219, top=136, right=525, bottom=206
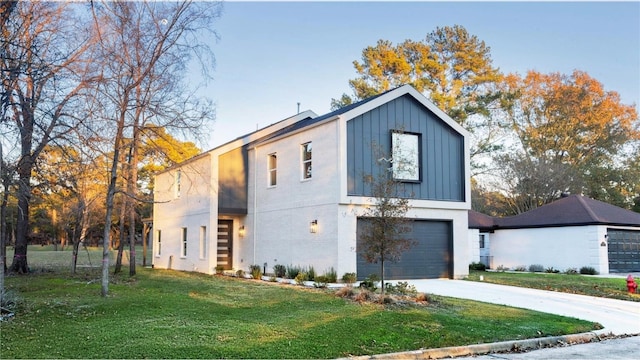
left=217, top=220, right=233, bottom=270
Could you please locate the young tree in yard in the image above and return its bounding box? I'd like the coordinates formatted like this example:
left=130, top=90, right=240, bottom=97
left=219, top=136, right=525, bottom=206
left=1, top=2, right=95, bottom=273
left=497, top=70, right=639, bottom=211
left=358, top=143, right=415, bottom=296
left=88, top=0, right=220, bottom=296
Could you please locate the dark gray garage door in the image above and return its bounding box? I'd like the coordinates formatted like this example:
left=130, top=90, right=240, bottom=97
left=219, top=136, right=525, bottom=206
left=357, top=219, right=452, bottom=280
left=607, top=229, right=640, bottom=272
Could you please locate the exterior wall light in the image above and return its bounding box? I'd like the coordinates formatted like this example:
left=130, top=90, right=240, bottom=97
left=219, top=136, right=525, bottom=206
left=310, top=220, right=318, bottom=233
left=239, top=225, right=246, bottom=238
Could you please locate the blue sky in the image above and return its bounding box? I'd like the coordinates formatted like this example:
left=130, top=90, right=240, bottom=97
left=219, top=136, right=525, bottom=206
left=198, top=1, right=640, bottom=149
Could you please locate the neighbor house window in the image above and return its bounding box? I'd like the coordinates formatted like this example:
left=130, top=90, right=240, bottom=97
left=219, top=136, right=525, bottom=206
left=199, top=226, right=207, bottom=259
left=301, top=142, right=312, bottom=180
left=181, top=227, right=187, bottom=257
left=268, top=153, right=277, bottom=187
left=391, top=131, right=420, bottom=181
left=175, top=169, right=182, bottom=198
left=479, top=234, right=485, bottom=249
left=156, top=230, right=162, bottom=256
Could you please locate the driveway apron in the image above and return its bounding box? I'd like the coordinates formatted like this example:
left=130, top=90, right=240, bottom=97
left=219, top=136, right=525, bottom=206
left=402, top=279, right=640, bottom=335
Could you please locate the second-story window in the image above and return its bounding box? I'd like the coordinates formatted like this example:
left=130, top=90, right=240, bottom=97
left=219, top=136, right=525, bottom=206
left=268, top=153, right=277, bottom=187
left=301, top=142, right=312, bottom=180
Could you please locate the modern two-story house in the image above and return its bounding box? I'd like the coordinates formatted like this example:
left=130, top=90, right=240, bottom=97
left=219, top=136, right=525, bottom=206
left=152, top=85, right=471, bottom=280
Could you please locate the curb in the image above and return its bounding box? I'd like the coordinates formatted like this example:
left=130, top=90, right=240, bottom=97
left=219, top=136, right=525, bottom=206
left=340, top=332, right=603, bottom=360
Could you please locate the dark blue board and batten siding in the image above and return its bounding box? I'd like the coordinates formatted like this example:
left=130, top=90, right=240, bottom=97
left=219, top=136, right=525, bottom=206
left=347, top=94, right=465, bottom=201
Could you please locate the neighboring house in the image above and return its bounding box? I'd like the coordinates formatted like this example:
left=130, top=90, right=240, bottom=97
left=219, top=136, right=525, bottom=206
left=468, top=195, right=640, bottom=274
left=153, top=85, right=471, bottom=280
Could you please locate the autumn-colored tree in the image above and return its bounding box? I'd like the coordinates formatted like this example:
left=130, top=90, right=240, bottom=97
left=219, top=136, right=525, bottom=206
left=333, top=25, right=505, bottom=173
left=497, top=70, right=639, bottom=211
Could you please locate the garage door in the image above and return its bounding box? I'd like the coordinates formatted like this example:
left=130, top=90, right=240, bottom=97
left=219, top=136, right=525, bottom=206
left=357, top=219, right=452, bottom=280
left=607, top=229, right=640, bottom=272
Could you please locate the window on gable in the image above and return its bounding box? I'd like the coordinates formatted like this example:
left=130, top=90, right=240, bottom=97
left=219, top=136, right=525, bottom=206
left=268, top=153, right=277, bottom=187
left=181, top=227, right=187, bottom=257
left=301, top=142, right=312, bottom=180
left=391, top=131, right=420, bottom=181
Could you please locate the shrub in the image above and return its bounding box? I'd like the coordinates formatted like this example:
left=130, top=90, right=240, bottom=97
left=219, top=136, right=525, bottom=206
left=580, top=266, right=598, bottom=275
left=273, top=264, right=286, bottom=278
left=0, top=289, right=21, bottom=316
left=249, top=264, right=262, bottom=279
left=354, top=289, right=374, bottom=303
left=528, top=264, right=544, bottom=272
left=496, top=264, right=509, bottom=272
left=215, top=265, right=225, bottom=275
left=415, top=292, right=431, bottom=303
left=359, top=274, right=379, bottom=292
left=565, top=267, right=579, bottom=275
left=306, top=266, right=316, bottom=281
left=545, top=267, right=560, bottom=273
left=335, top=287, right=355, bottom=298
left=514, top=265, right=527, bottom=272
left=314, top=275, right=329, bottom=288
left=469, top=262, right=486, bottom=271
left=295, top=272, right=308, bottom=285
left=235, top=269, right=245, bottom=278
left=323, top=267, right=338, bottom=283
left=341, top=272, right=357, bottom=284
left=286, top=265, right=302, bottom=279
left=385, top=281, right=417, bottom=296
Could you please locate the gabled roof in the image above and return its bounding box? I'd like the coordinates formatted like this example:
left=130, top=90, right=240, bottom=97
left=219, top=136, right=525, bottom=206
left=469, top=195, right=640, bottom=230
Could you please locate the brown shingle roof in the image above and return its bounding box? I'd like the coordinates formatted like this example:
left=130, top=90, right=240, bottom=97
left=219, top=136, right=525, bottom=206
left=469, top=195, right=640, bottom=230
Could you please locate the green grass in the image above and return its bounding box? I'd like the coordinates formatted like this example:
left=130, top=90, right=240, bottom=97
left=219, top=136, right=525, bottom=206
left=467, top=270, right=640, bottom=302
left=1, top=268, right=599, bottom=359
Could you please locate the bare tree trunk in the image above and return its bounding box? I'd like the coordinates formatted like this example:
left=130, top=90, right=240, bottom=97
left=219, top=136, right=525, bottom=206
left=10, top=159, right=32, bottom=274
left=114, top=196, right=126, bottom=274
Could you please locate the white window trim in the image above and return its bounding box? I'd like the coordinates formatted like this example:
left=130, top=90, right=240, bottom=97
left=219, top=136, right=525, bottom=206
left=391, top=131, right=420, bottom=182
left=181, top=227, right=188, bottom=258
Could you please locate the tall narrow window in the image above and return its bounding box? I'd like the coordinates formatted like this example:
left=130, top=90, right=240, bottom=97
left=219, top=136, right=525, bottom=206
left=268, top=153, right=277, bottom=187
left=156, top=230, right=162, bottom=256
left=175, top=169, right=182, bottom=198
left=181, top=227, right=187, bottom=257
left=391, top=131, right=420, bottom=181
left=479, top=234, right=485, bottom=249
left=199, top=226, right=207, bottom=259
left=301, top=142, right=312, bottom=180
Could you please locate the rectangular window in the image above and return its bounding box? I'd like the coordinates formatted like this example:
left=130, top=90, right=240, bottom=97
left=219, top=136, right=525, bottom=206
left=199, top=226, right=207, bottom=259
left=301, top=142, right=312, bottom=180
left=479, top=234, right=485, bottom=249
left=268, top=153, right=277, bottom=187
left=175, top=169, right=182, bottom=198
left=391, top=131, right=420, bottom=181
left=181, top=227, right=187, bottom=257
left=156, top=230, right=162, bottom=256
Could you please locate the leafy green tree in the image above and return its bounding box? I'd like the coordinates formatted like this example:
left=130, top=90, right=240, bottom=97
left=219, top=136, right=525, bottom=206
left=333, top=25, right=505, bottom=173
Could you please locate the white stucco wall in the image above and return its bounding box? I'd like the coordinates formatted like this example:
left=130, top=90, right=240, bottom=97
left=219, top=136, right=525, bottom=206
left=152, top=155, right=215, bottom=273
left=240, top=119, right=342, bottom=275
left=489, top=225, right=605, bottom=273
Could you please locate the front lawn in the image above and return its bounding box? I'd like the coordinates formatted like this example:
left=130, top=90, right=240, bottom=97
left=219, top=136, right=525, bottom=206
left=466, top=270, right=640, bottom=302
left=1, top=268, right=599, bottom=359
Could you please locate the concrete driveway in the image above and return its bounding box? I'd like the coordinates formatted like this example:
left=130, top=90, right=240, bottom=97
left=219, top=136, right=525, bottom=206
left=401, top=279, right=640, bottom=335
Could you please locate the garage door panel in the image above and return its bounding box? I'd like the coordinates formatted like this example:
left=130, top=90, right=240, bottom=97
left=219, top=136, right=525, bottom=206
left=608, top=229, right=640, bottom=273
left=357, top=219, right=452, bottom=280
